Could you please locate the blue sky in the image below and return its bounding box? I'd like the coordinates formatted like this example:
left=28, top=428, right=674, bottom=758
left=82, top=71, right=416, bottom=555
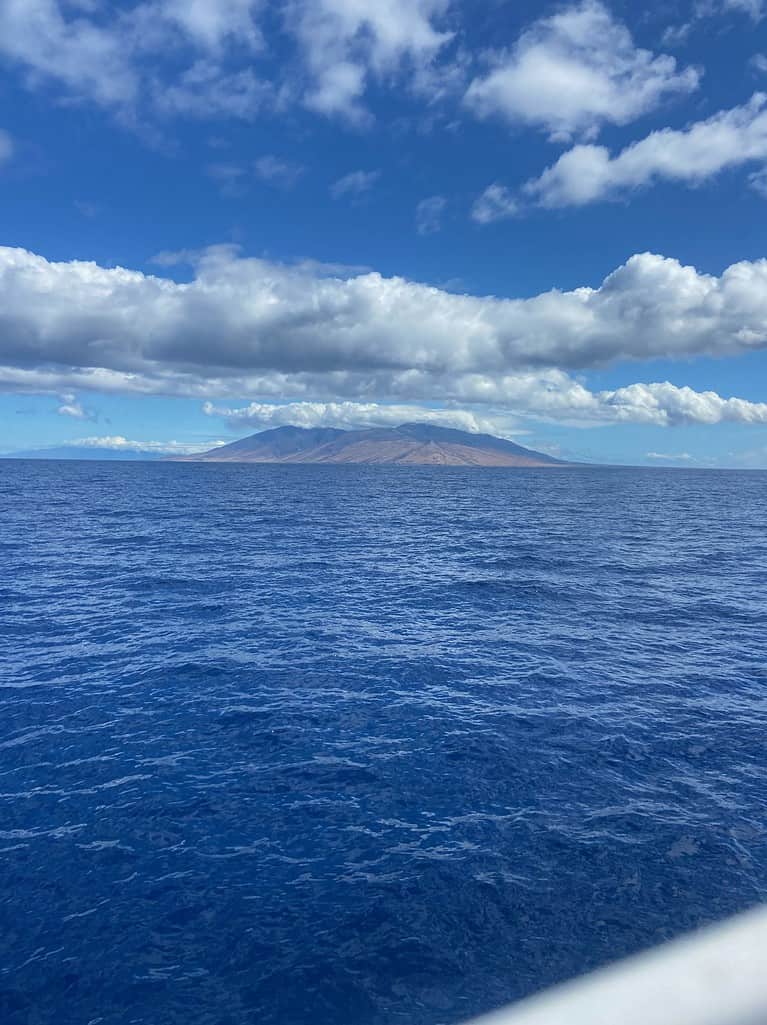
left=2, top=0, right=767, bottom=465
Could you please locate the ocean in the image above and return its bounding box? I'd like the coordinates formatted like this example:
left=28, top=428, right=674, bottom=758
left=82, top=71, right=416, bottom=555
left=2, top=460, right=766, bottom=1025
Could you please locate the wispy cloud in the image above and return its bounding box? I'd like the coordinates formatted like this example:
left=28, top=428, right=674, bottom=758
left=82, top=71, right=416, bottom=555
left=206, top=162, right=248, bottom=197
left=416, top=195, right=446, bottom=234
left=0, top=0, right=272, bottom=126
left=0, top=129, right=13, bottom=166
left=471, top=183, right=518, bottom=223
left=253, top=155, right=304, bottom=188
left=203, top=400, right=526, bottom=437
left=74, top=200, right=100, bottom=218
left=330, top=170, right=380, bottom=199
left=720, top=0, right=764, bottom=20
left=646, top=451, right=696, bottom=461
left=661, top=3, right=763, bottom=55
left=0, top=0, right=454, bottom=130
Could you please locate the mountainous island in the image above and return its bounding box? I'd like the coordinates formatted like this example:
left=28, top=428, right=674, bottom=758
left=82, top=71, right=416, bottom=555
left=175, top=423, right=568, bottom=467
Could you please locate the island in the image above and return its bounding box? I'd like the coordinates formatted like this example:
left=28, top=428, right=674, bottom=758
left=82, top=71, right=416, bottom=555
left=173, top=423, right=569, bottom=467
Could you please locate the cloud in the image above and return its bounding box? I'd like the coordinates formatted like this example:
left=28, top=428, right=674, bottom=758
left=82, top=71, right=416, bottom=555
left=471, top=183, right=518, bottom=223
left=0, top=0, right=140, bottom=111
left=749, top=166, right=767, bottom=195
left=646, top=451, right=695, bottom=460
left=727, top=443, right=767, bottom=467
left=287, top=0, right=453, bottom=121
left=3, top=0, right=699, bottom=138
left=60, top=435, right=225, bottom=454
left=208, top=386, right=767, bottom=430
left=3, top=245, right=767, bottom=429
left=253, top=155, right=304, bottom=187
left=721, top=0, right=764, bottom=19
left=0, top=0, right=273, bottom=124
left=464, top=0, right=699, bottom=142
left=149, top=0, right=264, bottom=53
left=206, top=162, right=248, bottom=196
left=415, top=195, right=446, bottom=234
left=203, top=399, right=529, bottom=436
left=74, top=199, right=99, bottom=218
left=594, top=382, right=767, bottom=425
left=525, top=93, right=767, bottom=207
left=330, top=169, right=380, bottom=198
left=751, top=53, right=767, bottom=74
left=206, top=155, right=304, bottom=196
left=0, top=129, right=14, bottom=166
left=660, top=22, right=693, bottom=47
left=153, top=61, right=273, bottom=120
left=57, top=397, right=94, bottom=420
left=662, top=4, right=763, bottom=53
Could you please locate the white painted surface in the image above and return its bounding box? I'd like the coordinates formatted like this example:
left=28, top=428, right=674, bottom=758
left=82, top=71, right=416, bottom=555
left=466, top=905, right=767, bottom=1025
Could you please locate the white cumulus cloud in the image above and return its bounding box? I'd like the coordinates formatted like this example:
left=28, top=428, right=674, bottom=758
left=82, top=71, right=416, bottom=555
left=288, top=0, right=453, bottom=121
left=525, top=93, right=767, bottom=207
left=202, top=384, right=767, bottom=431
left=2, top=245, right=767, bottom=429
left=0, top=0, right=705, bottom=138
left=202, top=399, right=526, bottom=436
left=57, top=398, right=92, bottom=419
left=464, top=0, right=699, bottom=142
left=594, top=382, right=767, bottom=425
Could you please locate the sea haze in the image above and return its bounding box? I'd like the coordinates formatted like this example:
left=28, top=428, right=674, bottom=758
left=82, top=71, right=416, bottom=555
left=2, top=461, right=766, bottom=1025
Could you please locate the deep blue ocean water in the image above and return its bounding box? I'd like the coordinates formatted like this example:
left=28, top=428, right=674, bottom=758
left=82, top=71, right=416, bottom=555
left=1, top=461, right=766, bottom=1025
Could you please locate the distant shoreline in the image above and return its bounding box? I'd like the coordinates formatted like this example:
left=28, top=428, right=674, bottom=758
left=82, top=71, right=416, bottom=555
left=4, top=455, right=763, bottom=470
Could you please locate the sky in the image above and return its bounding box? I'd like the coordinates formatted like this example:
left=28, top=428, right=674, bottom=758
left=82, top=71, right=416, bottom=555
left=2, top=0, right=767, bottom=466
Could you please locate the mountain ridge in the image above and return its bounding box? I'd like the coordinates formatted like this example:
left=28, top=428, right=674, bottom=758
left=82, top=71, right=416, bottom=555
left=173, top=423, right=568, bottom=467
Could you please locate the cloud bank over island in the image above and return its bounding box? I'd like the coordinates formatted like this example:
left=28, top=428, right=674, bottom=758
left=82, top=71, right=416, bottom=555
left=2, top=243, right=767, bottom=431
left=60, top=436, right=225, bottom=455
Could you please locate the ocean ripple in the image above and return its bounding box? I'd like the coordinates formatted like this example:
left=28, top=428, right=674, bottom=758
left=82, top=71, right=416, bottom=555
left=1, top=461, right=766, bottom=1025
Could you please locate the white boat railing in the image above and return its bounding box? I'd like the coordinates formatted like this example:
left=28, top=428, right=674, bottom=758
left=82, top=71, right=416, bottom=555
left=464, top=904, right=767, bottom=1025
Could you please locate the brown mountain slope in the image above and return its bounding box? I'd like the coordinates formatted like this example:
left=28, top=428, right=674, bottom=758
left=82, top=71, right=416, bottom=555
left=177, top=423, right=568, bottom=467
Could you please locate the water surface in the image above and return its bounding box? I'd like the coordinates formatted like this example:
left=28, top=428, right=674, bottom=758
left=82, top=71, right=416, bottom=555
left=1, top=462, right=766, bottom=1024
